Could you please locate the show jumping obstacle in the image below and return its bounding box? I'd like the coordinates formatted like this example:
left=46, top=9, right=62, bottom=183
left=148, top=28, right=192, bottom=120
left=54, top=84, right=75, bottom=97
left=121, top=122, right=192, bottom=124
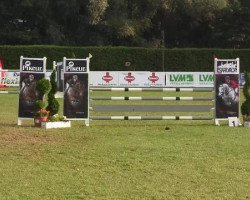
left=90, top=87, right=214, bottom=121
left=0, top=86, right=214, bottom=122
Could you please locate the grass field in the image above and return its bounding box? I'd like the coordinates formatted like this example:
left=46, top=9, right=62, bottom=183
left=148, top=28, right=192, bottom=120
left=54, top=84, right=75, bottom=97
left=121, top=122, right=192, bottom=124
left=0, top=90, right=249, bottom=200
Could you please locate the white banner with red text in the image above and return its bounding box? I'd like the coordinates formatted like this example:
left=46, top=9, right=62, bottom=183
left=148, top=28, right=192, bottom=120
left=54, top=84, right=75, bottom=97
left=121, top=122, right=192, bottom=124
left=0, top=70, right=247, bottom=88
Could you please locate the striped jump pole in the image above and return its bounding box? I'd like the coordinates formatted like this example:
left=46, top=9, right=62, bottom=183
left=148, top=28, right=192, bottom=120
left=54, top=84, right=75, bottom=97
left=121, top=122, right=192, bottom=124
left=91, top=105, right=214, bottom=112
left=90, top=116, right=213, bottom=120
left=90, top=96, right=214, bottom=101
left=0, top=91, right=19, bottom=94
left=90, top=87, right=214, bottom=92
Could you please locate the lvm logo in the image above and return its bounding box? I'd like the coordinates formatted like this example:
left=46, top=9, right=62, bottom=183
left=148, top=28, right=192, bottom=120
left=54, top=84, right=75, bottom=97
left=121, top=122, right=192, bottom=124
left=199, top=74, right=214, bottom=82
left=170, top=74, right=194, bottom=82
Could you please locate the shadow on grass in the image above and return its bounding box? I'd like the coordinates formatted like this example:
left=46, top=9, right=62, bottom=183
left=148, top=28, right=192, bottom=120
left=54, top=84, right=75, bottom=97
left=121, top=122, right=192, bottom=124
left=89, top=120, right=215, bottom=128
left=0, top=122, right=35, bottom=128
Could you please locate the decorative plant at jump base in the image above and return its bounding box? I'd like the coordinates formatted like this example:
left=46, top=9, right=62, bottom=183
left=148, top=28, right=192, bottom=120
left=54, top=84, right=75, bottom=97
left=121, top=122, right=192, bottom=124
left=46, top=69, right=62, bottom=122
left=34, top=78, right=51, bottom=126
left=40, top=69, right=71, bottom=129
left=241, top=71, right=250, bottom=125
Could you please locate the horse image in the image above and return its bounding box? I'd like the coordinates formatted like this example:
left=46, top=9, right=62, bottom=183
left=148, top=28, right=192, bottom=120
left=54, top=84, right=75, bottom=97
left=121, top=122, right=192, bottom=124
left=64, top=75, right=85, bottom=113
left=19, top=75, right=39, bottom=108
left=218, top=83, right=239, bottom=106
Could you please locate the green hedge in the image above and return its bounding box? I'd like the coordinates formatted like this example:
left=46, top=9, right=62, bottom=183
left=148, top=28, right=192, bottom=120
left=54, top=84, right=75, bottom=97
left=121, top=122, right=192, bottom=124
left=0, top=46, right=249, bottom=72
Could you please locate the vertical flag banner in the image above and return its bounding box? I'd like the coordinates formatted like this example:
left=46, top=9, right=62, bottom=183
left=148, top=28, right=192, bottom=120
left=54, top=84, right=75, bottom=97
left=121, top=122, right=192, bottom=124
left=63, top=58, right=89, bottom=119
left=214, top=58, right=240, bottom=122
left=0, top=56, right=7, bottom=88
left=18, top=57, right=46, bottom=118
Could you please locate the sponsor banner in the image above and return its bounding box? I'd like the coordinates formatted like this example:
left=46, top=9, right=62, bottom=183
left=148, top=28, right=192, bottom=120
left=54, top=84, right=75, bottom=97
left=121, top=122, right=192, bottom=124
left=197, top=72, right=214, bottom=87
left=0, top=70, right=52, bottom=86
left=90, top=71, right=119, bottom=87
left=144, top=72, right=165, bottom=87
left=166, top=72, right=195, bottom=87
left=63, top=58, right=89, bottom=119
left=21, top=59, right=45, bottom=73
left=214, top=58, right=240, bottom=119
left=0, top=71, right=20, bottom=86
left=215, top=59, right=239, bottom=74
left=2, top=70, right=246, bottom=88
left=18, top=57, right=46, bottom=118
left=118, top=71, right=165, bottom=87
left=118, top=71, right=144, bottom=87
left=64, top=59, right=87, bottom=73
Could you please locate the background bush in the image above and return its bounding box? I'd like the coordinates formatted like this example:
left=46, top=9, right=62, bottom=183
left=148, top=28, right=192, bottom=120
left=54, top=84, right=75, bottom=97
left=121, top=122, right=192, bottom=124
left=0, top=46, right=249, bottom=72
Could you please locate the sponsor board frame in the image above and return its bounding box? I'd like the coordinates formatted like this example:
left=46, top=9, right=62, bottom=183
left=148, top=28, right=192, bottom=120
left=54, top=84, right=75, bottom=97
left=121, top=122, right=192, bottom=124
left=63, top=57, right=90, bottom=126
left=18, top=56, right=47, bottom=125
left=214, top=58, right=241, bottom=126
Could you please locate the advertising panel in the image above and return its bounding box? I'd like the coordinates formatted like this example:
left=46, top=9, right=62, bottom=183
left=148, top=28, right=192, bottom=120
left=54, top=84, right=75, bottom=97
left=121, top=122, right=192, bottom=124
left=144, top=72, right=165, bottom=87
left=3, top=70, right=245, bottom=88
left=166, top=72, right=195, bottom=87
left=90, top=71, right=119, bottom=87
left=0, top=71, right=20, bottom=86
left=63, top=58, right=89, bottom=119
left=197, top=72, right=214, bottom=87
left=214, top=59, right=240, bottom=120
left=18, top=57, right=46, bottom=118
left=118, top=71, right=146, bottom=87
left=117, top=71, right=164, bottom=87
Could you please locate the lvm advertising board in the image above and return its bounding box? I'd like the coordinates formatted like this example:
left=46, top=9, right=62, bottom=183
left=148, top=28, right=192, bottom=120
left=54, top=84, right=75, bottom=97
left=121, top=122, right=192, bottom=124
left=18, top=56, right=46, bottom=120
left=214, top=58, right=240, bottom=125
left=63, top=58, right=89, bottom=123
left=165, top=72, right=214, bottom=88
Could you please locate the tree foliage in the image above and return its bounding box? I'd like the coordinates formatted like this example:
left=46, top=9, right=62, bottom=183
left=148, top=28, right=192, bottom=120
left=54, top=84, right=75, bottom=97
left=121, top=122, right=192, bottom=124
left=0, top=0, right=249, bottom=48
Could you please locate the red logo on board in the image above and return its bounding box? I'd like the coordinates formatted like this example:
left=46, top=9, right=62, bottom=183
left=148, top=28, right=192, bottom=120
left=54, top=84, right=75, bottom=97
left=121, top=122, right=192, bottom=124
left=102, top=72, right=113, bottom=83
left=148, top=72, right=159, bottom=83
left=124, top=72, right=135, bottom=83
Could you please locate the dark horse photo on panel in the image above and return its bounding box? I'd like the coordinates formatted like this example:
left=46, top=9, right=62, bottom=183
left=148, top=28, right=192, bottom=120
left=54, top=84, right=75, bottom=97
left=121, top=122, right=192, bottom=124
left=64, top=74, right=88, bottom=118
left=18, top=73, right=44, bottom=118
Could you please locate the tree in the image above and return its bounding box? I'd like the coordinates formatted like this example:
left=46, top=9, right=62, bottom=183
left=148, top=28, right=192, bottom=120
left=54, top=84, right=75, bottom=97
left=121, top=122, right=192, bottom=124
left=0, top=0, right=249, bottom=47
left=212, top=0, right=250, bottom=48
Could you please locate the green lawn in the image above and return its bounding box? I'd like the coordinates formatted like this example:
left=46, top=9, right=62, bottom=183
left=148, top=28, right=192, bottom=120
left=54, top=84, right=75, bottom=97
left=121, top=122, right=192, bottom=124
left=0, top=91, right=249, bottom=200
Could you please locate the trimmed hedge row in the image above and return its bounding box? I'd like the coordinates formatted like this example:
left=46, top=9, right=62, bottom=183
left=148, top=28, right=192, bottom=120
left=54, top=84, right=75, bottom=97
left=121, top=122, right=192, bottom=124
left=0, top=46, right=249, bottom=71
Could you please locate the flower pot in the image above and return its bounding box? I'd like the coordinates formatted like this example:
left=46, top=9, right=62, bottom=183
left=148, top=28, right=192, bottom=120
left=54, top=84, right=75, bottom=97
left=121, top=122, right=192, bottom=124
left=34, top=116, right=48, bottom=127
left=41, top=120, right=71, bottom=129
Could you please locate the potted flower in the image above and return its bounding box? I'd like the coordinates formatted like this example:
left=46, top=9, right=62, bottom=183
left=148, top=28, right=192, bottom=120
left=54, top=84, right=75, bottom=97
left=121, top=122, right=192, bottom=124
left=34, top=100, right=50, bottom=126
left=34, top=78, right=51, bottom=126
left=41, top=68, right=71, bottom=129
left=241, top=71, right=250, bottom=127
